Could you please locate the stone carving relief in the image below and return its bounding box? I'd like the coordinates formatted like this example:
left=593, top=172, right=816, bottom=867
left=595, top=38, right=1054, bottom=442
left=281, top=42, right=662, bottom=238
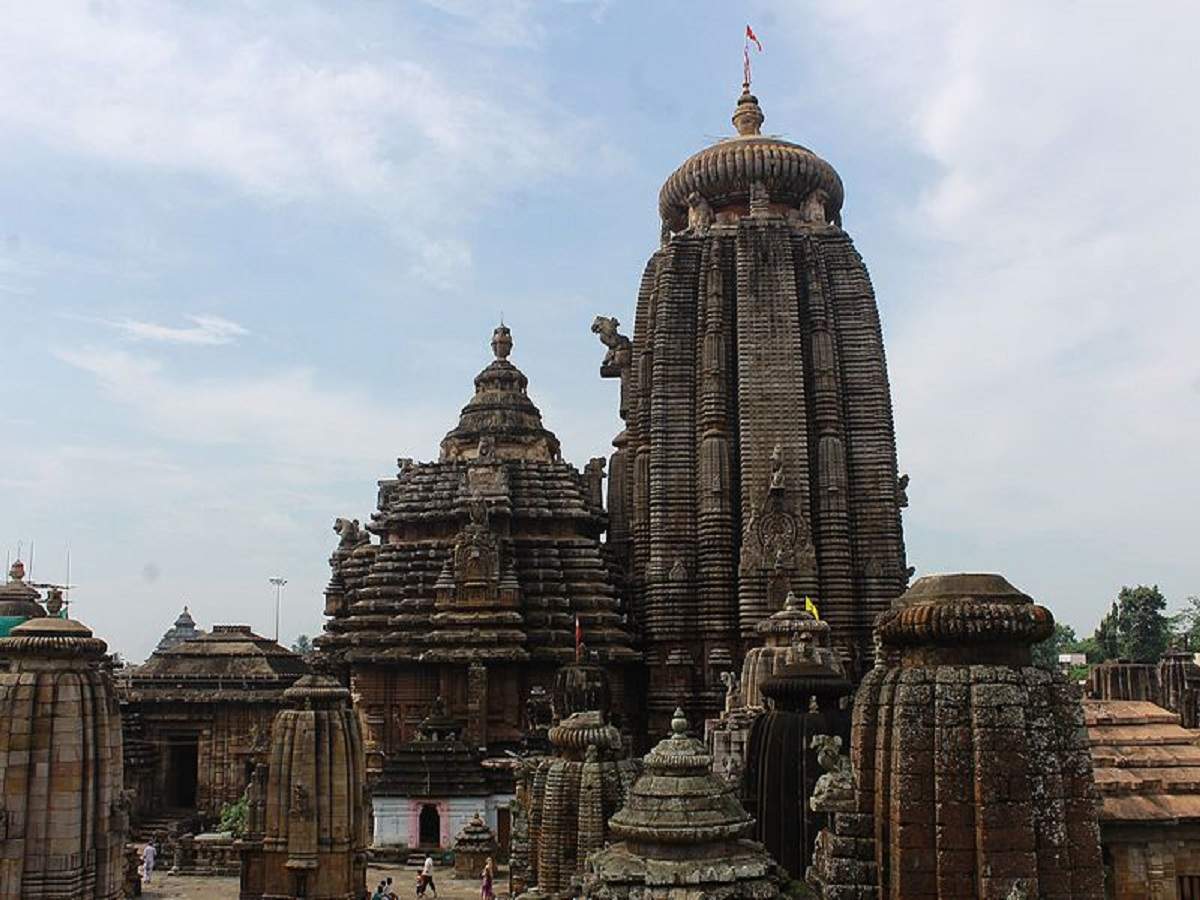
left=897, top=473, right=910, bottom=509
left=591, top=316, right=632, bottom=372
left=739, top=445, right=817, bottom=580
left=749, top=180, right=771, bottom=217
left=686, top=191, right=714, bottom=233
left=809, top=734, right=854, bottom=813
left=801, top=189, right=829, bottom=225
left=333, top=517, right=368, bottom=550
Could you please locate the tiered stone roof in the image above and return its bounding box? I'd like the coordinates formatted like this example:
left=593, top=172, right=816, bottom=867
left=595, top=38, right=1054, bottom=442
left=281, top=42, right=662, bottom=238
left=320, top=326, right=636, bottom=668
left=1086, top=699, right=1200, bottom=823
left=153, top=604, right=206, bottom=653
left=583, top=708, right=780, bottom=899
left=129, top=624, right=309, bottom=701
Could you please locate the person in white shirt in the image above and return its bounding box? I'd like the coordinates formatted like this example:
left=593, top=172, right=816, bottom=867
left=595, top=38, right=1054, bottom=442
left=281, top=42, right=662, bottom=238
left=421, top=855, right=438, bottom=897
left=141, top=841, right=157, bottom=885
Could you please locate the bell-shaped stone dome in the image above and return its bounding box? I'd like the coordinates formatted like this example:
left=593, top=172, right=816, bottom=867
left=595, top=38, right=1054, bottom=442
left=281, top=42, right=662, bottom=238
left=657, top=89, right=845, bottom=232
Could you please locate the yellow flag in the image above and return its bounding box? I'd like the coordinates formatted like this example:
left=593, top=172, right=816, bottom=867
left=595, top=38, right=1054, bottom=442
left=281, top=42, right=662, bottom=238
left=804, top=596, right=820, bottom=620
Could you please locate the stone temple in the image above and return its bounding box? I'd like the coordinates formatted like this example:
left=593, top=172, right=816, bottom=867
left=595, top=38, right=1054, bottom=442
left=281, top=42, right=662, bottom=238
left=597, top=87, right=909, bottom=730
left=319, top=324, right=639, bottom=849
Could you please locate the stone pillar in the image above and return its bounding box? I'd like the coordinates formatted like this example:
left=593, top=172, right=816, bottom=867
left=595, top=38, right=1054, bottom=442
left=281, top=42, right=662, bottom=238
left=0, top=616, right=126, bottom=899
left=808, top=573, right=1105, bottom=899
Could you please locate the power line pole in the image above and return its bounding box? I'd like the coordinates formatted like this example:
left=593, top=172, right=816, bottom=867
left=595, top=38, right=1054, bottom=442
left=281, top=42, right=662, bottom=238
left=269, top=576, right=287, bottom=643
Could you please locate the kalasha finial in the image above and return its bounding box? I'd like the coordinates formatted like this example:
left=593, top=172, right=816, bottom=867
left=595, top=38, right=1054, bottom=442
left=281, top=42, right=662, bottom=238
left=9, top=559, right=25, bottom=582
left=491, top=323, right=513, bottom=360
left=732, top=90, right=764, bottom=137
left=670, top=707, right=689, bottom=736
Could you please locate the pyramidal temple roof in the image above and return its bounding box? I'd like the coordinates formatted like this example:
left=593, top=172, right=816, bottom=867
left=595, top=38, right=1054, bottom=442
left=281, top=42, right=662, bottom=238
left=153, top=604, right=206, bottom=653
left=440, top=324, right=561, bottom=463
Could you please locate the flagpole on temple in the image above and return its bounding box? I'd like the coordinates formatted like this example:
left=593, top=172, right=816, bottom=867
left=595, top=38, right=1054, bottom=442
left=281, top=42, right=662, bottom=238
left=744, top=24, right=762, bottom=91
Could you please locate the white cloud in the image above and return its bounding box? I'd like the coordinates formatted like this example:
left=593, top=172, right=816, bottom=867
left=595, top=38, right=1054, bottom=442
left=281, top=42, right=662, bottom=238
left=110, top=314, right=247, bottom=345
left=54, top=346, right=440, bottom=468
left=783, top=3, right=1200, bottom=623
left=0, top=1, right=606, bottom=287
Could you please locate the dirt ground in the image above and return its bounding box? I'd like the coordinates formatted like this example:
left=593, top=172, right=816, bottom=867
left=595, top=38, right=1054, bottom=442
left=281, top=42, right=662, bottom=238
left=139, top=864, right=496, bottom=899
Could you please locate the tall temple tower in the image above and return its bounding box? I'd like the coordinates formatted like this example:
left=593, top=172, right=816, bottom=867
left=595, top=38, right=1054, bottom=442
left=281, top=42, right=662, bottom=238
left=598, top=88, right=909, bottom=728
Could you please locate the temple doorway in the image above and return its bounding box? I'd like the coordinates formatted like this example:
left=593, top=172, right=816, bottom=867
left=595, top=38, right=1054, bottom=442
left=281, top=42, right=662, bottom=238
left=418, top=804, right=441, bottom=847
left=496, top=807, right=511, bottom=853
left=167, top=739, right=199, bottom=808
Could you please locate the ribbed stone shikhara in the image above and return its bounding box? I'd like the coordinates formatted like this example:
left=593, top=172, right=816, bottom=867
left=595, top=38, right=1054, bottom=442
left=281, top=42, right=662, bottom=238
left=319, top=325, right=638, bottom=765
left=238, top=674, right=369, bottom=900
left=453, top=812, right=498, bottom=878
left=517, top=661, right=638, bottom=900
left=597, top=87, right=909, bottom=730
left=0, top=616, right=126, bottom=899
left=808, top=573, right=1105, bottom=899
left=583, top=709, right=781, bottom=900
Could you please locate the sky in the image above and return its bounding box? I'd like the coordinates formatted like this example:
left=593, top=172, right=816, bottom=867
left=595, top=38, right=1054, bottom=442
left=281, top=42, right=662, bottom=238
left=2, top=1, right=1197, bottom=663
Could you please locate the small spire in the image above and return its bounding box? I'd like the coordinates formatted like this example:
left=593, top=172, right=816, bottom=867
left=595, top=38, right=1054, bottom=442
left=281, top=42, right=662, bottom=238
left=732, top=89, right=764, bottom=137
left=9, top=559, right=25, bottom=582
left=670, top=707, right=689, bottom=736
left=491, top=323, right=513, bottom=360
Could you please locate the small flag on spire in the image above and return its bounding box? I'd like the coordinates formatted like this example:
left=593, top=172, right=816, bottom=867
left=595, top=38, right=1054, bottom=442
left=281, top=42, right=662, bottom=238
left=743, top=25, right=763, bottom=89
left=804, top=595, right=820, bottom=620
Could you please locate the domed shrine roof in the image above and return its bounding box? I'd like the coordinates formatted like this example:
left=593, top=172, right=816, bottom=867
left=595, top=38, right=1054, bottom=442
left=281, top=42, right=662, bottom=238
left=440, top=324, right=561, bottom=463
left=0, top=560, right=47, bottom=633
left=130, top=624, right=310, bottom=701
left=658, top=89, right=844, bottom=232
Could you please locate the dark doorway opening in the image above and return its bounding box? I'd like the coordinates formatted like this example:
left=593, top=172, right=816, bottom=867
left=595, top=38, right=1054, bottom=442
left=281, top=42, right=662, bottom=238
left=168, top=740, right=199, bottom=808
left=496, top=807, right=511, bottom=855
left=419, top=804, right=441, bottom=847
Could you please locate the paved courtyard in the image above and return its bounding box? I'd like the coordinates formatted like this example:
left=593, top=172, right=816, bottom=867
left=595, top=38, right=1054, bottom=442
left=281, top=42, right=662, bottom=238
left=139, top=865, right=498, bottom=899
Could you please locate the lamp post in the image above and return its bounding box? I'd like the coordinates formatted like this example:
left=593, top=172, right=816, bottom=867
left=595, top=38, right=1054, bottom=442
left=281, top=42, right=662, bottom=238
left=269, top=576, right=287, bottom=643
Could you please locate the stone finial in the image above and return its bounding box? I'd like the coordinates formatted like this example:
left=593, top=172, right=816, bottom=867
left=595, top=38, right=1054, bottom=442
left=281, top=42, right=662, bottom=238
left=491, top=323, right=513, bottom=360
left=670, top=707, right=688, bottom=736
left=8, top=559, right=25, bottom=582
left=732, top=88, right=765, bottom=136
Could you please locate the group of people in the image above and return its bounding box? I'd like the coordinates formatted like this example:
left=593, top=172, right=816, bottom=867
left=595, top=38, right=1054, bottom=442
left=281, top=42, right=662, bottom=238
left=370, top=854, right=495, bottom=900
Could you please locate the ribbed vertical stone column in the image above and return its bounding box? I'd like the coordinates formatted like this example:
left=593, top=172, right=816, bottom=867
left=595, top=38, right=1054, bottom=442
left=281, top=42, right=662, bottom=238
left=0, top=617, right=125, bottom=900
left=808, top=574, right=1105, bottom=900
left=240, top=674, right=367, bottom=900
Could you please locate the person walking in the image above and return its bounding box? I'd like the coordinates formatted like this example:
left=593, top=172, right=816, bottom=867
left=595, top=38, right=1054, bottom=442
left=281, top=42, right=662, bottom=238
left=480, top=857, right=495, bottom=900
left=421, top=855, right=438, bottom=897
left=141, top=840, right=157, bottom=886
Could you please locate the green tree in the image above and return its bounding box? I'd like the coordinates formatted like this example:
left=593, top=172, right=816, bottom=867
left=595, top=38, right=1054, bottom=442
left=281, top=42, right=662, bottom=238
left=1031, top=622, right=1079, bottom=669
left=291, top=634, right=312, bottom=654
left=218, top=793, right=248, bottom=837
left=1092, top=585, right=1170, bottom=663
left=1170, top=595, right=1200, bottom=650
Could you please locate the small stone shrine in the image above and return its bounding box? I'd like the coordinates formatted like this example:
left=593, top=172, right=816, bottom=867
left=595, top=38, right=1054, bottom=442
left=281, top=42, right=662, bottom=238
left=518, top=658, right=638, bottom=900
left=453, top=812, right=499, bottom=878
left=0, top=615, right=126, bottom=899
left=1087, top=653, right=1200, bottom=731
left=808, top=573, right=1105, bottom=899
left=745, top=642, right=850, bottom=879
left=597, top=84, right=910, bottom=731
left=153, top=604, right=206, bottom=653
left=237, top=673, right=369, bottom=900
left=582, top=708, right=781, bottom=900
left=0, top=559, right=47, bottom=637
left=121, top=623, right=310, bottom=824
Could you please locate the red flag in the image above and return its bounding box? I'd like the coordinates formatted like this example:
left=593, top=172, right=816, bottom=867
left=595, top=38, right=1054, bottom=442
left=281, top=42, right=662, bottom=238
left=746, top=25, right=763, bottom=52
left=575, top=614, right=583, bottom=661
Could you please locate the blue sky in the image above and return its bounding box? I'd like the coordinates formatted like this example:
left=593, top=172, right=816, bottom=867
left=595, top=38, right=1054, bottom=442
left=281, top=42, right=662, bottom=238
left=3, top=1, right=1197, bottom=662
